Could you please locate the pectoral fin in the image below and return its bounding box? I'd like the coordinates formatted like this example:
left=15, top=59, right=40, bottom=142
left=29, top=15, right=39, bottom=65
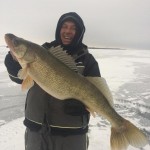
left=86, top=107, right=96, bottom=118
left=18, top=66, right=34, bottom=91
left=22, top=75, right=34, bottom=91
left=18, top=68, right=28, bottom=79
left=86, top=77, right=114, bottom=107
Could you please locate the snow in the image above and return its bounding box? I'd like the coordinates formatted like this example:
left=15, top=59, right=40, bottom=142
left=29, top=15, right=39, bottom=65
left=0, top=48, right=150, bottom=150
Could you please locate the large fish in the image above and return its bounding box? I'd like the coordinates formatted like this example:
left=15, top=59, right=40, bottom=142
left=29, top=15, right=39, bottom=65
left=5, top=33, right=148, bottom=150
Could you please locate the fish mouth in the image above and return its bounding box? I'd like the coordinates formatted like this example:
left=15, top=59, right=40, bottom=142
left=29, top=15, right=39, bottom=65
left=5, top=33, right=15, bottom=49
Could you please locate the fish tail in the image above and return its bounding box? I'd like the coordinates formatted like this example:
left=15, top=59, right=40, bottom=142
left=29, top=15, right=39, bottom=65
left=110, top=120, right=148, bottom=150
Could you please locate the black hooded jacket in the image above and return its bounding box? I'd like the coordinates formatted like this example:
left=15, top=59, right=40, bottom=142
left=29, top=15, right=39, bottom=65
left=4, top=12, right=101, bottom=135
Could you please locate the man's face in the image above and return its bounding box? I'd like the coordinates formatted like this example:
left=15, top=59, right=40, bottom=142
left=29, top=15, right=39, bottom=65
left=60, top=21, right=76, bottom=45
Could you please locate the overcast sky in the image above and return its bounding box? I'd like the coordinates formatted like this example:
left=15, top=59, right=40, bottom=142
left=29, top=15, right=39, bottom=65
left=1, top=0, right=150, bottom=50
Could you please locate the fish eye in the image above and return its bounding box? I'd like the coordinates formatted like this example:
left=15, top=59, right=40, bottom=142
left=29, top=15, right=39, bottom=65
left=12, top=38, right=19, bottom=46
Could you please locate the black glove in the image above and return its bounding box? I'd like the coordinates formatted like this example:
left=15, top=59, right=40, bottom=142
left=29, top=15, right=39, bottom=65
left=64, top=99, right=89, bottom=116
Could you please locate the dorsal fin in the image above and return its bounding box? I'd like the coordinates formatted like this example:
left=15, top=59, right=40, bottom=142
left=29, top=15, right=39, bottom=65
left=86, top=77, right=114, bottom=107
left=48, top=46, right=78, bottom=72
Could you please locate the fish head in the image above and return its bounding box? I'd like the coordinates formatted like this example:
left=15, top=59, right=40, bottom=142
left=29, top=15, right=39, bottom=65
left=5, top=33, right=36, bottom=64
left=5, top=34, right=28, bottom=59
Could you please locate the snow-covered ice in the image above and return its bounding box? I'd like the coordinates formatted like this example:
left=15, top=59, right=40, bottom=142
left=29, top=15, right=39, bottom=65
left=0, top=47, right=150, bottom=150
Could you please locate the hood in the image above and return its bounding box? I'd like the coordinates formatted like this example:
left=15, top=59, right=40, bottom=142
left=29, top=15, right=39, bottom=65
left=55, top=12, right=85, bottom=53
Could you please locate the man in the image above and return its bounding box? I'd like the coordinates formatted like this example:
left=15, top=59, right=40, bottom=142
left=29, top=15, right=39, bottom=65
left=5, top=12, right=101, bottom=150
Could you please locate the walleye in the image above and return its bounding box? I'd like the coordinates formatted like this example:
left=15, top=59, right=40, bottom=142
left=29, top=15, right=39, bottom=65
left=5, top=33, right=148, bottom=150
